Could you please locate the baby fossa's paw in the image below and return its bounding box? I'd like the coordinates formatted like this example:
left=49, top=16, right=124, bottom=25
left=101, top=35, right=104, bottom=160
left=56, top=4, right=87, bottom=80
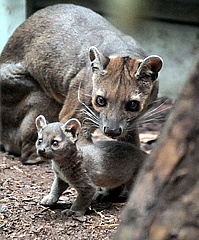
left=61, top=209, right=86, bottom=222
left=93, top=185, right=125, bottom=203
left=41, top=194, right=59, bottom=206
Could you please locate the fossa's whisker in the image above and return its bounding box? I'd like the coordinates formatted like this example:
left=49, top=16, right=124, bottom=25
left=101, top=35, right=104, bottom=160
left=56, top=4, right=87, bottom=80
left=140, top=107, right=171, bottom=125
left=126, top=124, right=138, bottom=131
left=128, top=100, right=172, bottom=131
left=81, top=109, right=99, bottom=122
left=83, top=117, right=99, bottom=126
left=145, top=100, right=171, bottom=116
left=77, top=83, right=100, bottom=128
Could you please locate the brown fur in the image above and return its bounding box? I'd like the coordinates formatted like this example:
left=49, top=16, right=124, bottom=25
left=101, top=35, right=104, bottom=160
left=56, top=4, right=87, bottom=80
left=35, top=116, right=147, bottom=218
left=0, top=4, right=163, bottom=164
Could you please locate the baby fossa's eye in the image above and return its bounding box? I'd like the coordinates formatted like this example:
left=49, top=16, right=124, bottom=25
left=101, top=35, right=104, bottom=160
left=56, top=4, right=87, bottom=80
left=51, top=140, right=59, bottom=147
left=38, top=139, right=43, bottom=145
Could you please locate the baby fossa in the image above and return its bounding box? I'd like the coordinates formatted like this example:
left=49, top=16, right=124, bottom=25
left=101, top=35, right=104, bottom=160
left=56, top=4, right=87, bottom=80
left=0, top=4, right=163, bottom=164
left=35, top=115, right=147, bottom=219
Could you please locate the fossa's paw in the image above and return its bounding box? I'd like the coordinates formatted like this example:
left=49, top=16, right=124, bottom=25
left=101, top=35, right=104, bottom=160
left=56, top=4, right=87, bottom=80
left=22, top=158, right=46, bottom=165
left=41, top=194, right=58, bottom=206
left=61, top=209, right=86, bottom=222
left=93, top=186, right=125, bottom=203
left=21, top=156, right=46, bottom=165
left=21, top=145, right=46, bottom=165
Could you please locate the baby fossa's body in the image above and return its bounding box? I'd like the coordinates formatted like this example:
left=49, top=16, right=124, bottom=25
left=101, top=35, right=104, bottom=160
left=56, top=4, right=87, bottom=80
left=35, top=115, right=147, bottom=218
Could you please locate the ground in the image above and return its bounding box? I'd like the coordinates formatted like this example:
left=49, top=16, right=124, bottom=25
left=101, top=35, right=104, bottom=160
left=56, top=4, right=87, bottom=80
left=0, top=152, right=123, bottom=240
left=0, top=98, right=173, bottom=240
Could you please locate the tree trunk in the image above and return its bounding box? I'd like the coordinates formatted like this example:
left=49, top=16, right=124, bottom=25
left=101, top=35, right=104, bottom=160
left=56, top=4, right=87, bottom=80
left=115, top=57, right=199, bottom=240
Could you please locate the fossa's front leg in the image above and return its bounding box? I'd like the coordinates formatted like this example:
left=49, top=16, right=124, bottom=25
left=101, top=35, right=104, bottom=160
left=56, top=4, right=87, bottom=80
left=62, top=184, right=96, bottom=218
left=41, top=175, right=69, bottom=206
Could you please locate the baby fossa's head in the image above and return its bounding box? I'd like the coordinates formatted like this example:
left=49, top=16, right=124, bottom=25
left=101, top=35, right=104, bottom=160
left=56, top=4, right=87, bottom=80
left=35, top=115, right=81, bottom=160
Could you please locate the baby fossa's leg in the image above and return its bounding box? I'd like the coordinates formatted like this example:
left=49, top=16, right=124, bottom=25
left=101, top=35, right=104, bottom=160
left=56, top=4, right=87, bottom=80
left=62, top=183, right=96, bottom=217
left=41, top=176, right=69, bottom=205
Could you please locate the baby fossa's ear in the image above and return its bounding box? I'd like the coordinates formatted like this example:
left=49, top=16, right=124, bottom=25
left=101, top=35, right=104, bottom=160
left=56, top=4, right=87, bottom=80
left=61, top=118, right=81, bottom=142
left=89, top=46, right=110, bottom=74
left=135, top=55, right=163, bottom=81
left=35, top=115, right=47, bottom=132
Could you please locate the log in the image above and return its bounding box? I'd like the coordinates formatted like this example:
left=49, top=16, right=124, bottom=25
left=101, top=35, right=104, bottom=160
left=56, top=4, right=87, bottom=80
left=115, top=57, right=199, bottom=240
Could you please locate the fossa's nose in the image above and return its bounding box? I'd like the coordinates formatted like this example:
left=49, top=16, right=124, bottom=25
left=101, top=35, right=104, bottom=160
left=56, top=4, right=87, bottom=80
left=104, top=126, right=122, bottom=138
left=38, top=148, right=45, bottom=154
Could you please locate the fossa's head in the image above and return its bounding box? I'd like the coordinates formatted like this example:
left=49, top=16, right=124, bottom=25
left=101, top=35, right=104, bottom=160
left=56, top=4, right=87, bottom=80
left=88, top=47, right=163, bottom=139
left=35, top=115, right=81, bottom=160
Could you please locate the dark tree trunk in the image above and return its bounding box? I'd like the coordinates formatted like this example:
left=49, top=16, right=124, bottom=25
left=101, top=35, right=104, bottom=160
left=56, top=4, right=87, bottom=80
left=115, top=57, right=199, bottom=240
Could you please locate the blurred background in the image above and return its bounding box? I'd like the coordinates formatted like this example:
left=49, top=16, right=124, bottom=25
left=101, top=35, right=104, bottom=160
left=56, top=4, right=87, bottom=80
left=0, top=0, right=199, bottom=98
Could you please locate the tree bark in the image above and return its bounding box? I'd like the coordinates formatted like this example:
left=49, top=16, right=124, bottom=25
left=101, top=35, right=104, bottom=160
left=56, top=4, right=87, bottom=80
left=115, top=57, right=199, bottom=240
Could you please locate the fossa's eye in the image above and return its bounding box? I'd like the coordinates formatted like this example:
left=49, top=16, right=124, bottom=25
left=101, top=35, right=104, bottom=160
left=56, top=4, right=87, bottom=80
left=51, top=140, right=59, bottom=147
left=38, top=139, right=43, bottom=145
left=96, top=96, right=107, bottom=107
left=125, top=100, right=140, bottom=112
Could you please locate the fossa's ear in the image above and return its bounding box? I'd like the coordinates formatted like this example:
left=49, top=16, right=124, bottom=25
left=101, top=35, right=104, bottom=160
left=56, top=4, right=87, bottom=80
left=89, top=46, right=110, bottom=74
left=135, top=55, right=163, bottom=81
left=35, top=115, right=47, bottom=132
left=61, top=118, right=81, bottom=141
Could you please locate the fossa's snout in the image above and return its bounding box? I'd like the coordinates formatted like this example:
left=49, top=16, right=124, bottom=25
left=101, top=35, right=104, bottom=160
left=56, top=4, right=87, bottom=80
left=104, top=126, right=122, bottom=138
left=37, top=148, right=45, bottom=154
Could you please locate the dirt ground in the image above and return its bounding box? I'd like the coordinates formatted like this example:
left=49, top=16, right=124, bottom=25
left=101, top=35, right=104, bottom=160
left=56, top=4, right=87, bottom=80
left=0, top=98, right=173, bottom=240
left=0, top=151, right=124, bottom=240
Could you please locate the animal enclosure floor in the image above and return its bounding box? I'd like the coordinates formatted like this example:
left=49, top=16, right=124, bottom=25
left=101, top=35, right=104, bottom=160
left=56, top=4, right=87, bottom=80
left=0, top=98, right=173, bottom=240
left=0, top=152, right=123, bottom=240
